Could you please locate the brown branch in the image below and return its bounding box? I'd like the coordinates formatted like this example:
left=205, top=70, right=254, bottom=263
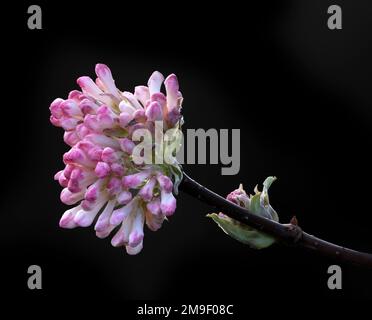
left=179, top=172, right=372, bottom=268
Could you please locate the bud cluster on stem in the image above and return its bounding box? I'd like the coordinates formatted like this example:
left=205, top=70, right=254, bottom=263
left=50, top=64, right=183, bottom=254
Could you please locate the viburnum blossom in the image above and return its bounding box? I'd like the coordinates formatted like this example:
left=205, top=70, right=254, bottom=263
left=50, top=64, right=183, bottom=254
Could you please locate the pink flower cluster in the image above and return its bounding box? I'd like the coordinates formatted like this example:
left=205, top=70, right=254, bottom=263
left=50, top=64, right=183, bottom=254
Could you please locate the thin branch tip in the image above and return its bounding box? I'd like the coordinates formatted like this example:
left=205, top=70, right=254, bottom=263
left=179, top=172, right=372, bottom=269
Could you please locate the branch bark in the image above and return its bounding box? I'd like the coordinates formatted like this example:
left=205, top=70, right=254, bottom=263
left=179, top=172, right=372, bottom=268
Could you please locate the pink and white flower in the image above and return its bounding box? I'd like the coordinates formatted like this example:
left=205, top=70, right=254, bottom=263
left=50, top=64, right=183, bottom=255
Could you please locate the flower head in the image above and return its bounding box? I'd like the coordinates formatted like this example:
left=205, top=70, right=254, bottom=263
left=50, top=64, right=183, bottom=254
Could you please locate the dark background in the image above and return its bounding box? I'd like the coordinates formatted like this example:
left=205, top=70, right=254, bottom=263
left=1, top=0, right=371, bottom=312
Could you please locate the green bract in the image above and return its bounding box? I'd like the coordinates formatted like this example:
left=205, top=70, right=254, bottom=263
left=207, top=176, right=279, bottom=249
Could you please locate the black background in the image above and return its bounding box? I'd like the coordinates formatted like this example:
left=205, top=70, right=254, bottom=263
left=1, top=0, right=371, bottom=313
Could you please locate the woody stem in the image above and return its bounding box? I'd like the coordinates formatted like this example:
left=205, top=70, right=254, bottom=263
left=178, top=172, right=372, bottom=268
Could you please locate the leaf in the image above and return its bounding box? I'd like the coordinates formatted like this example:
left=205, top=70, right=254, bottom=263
left=250, top=193, right=262, bottom=215
left=207, top=176, right=280, bottom=249
left=249, top=192, right=273, bottom=220
left=170, top=164, right=183, bottom=195
left=207, top=213, right=277, bottom=249
left=267, top=205, right=279, bottom=222
left=103, top=127, right=128, bottom=138
left=263, top=176, right=277, bottom=192
left=261, top=176, right=276, bottom=207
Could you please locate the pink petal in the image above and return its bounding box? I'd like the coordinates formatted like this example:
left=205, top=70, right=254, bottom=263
left=134, top=85, right=150, bottom=107
left=138, top=177, right=156, bottom=201
left=128, top=207, right=145, bottom=247
left=164, top=74, right=179, bottom=110
left=110, top=198, right=137, bottom=226
left=125, top=241, right=143, bottom=255
left=59, top=205, right=81, bottom=229
left=147, top=71, right=164, bottom=95
left=117, top=190, right=132, bottom=205
left=95, top=63, right=121, bottom=99
left=160, top=190, right=176, bottom=216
